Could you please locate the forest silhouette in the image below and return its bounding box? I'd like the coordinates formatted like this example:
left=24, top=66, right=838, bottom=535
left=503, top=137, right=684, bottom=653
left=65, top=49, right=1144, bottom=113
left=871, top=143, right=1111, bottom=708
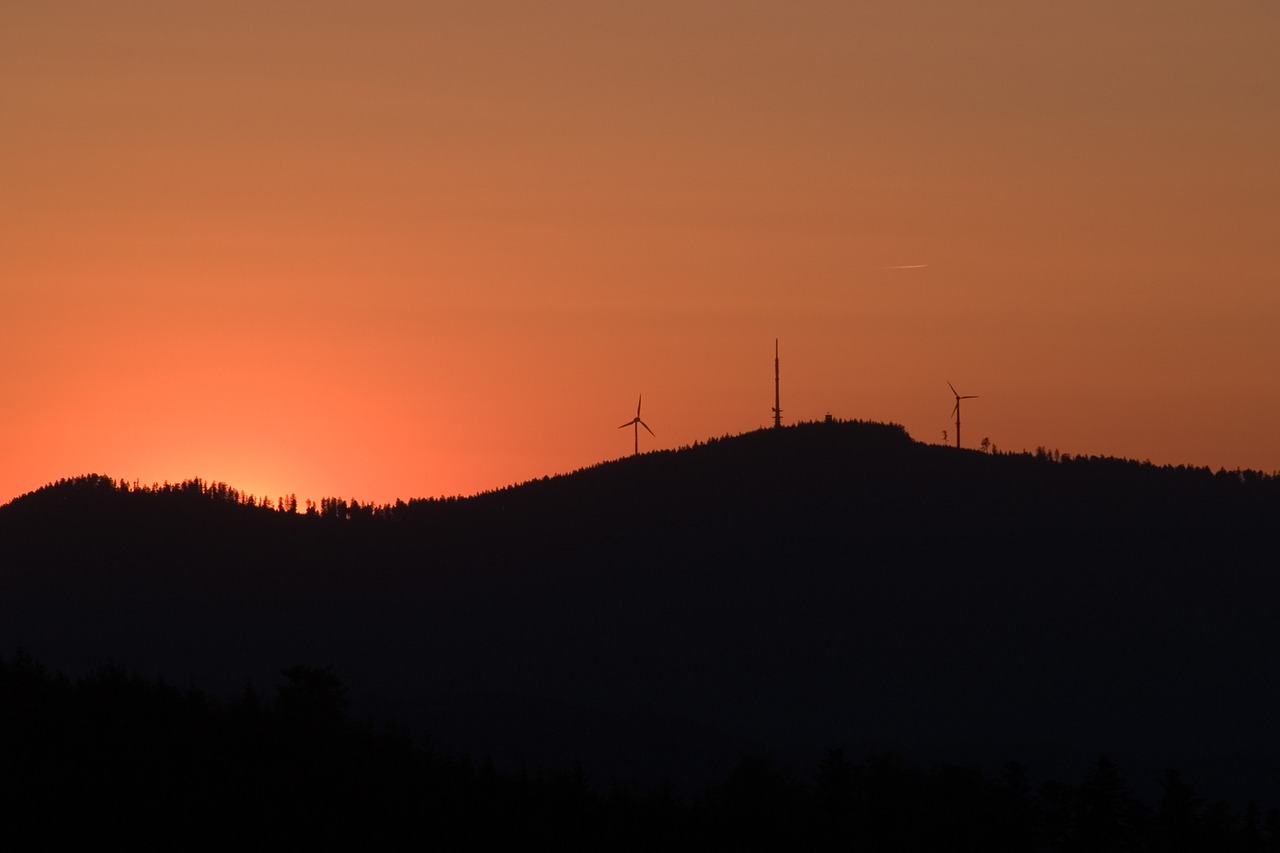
left=4, top=651, right=1277, bottom=849
left=3, top=419, right=1280, bottom=845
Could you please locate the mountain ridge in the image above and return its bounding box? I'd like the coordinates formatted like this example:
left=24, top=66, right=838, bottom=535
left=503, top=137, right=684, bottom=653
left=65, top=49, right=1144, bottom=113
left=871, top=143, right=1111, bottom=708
left=3, top=420, right=1278, bottom=798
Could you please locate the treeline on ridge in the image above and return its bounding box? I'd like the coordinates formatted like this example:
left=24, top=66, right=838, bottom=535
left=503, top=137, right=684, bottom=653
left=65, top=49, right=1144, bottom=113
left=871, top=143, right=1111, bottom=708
left=8, top=419, right=1277, bottom=526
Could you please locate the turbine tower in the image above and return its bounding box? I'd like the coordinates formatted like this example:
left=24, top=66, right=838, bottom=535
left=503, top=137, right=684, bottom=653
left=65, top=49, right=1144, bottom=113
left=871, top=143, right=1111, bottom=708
left=618, top=394, right=654, bottom=456
left=772, top=339, right=782, bottom=429
left=948, top=381, right=978, bottom=449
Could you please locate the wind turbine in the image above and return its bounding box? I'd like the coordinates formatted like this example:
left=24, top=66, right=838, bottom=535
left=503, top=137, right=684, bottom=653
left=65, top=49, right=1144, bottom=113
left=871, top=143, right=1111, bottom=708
left=618, top=394, right=654, bottom=456
left=948, top=381, right=978, bottom=449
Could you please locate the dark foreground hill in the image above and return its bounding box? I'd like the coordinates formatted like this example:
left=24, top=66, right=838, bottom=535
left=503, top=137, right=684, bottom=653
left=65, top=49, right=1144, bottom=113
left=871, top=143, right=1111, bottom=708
left=3, top=420, right=1279, bottom=803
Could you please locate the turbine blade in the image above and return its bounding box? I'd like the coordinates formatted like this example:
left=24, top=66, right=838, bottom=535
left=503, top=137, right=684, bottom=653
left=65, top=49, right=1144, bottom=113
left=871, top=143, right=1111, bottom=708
left=618, top=421, right=633, bottom=429
left=640, top=420, right=655, bottom=436
left=963, top=395, right=979, bottom=400
left=637, top=394, right=643, bottom=416
left=947, top=380, right=958, bottom=396
left=951, top=404, right=959, bottom=418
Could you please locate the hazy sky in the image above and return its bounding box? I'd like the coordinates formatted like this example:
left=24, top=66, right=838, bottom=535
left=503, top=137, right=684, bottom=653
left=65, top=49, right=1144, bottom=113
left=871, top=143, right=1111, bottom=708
left=4, top=1, right=1278, bottom=504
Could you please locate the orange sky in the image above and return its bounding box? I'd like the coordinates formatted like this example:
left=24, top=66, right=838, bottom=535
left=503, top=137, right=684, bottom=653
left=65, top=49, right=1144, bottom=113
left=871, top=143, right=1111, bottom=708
left=4, top=1, right=1278, bottom=506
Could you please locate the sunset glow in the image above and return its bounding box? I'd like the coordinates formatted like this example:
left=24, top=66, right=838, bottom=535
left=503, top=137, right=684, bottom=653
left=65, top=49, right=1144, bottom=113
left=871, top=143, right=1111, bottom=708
left=4, top=1, right=1278, bottom=506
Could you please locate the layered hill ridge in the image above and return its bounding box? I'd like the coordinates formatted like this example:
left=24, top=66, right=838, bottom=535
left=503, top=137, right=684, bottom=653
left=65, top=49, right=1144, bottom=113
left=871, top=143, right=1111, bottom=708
left=3, top=420, right=1278, bottom=797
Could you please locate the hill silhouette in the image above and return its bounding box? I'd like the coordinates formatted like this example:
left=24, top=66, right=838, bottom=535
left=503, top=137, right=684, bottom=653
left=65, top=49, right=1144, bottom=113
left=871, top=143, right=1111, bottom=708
left=3, top=420, right=1279, bottom=802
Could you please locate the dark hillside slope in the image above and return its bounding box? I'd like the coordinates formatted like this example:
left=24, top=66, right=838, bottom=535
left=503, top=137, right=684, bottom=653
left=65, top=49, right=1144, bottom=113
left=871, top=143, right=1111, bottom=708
left=3, top=421, right=1279, bottom=798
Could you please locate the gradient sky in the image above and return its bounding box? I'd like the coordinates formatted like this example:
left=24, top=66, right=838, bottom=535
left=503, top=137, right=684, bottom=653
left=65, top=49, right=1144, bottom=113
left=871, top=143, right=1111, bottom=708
left=4, top=1, right=1278, bottom=506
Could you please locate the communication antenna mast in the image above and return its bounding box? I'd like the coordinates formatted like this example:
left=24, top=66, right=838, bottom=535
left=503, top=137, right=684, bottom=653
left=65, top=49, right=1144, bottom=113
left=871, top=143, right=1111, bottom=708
left=772, top=339, right=782, bottom=429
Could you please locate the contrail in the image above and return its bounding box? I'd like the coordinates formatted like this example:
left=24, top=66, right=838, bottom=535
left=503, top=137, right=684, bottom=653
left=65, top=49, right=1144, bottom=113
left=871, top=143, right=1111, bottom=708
left=886, top=264, right=928, bottom=269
